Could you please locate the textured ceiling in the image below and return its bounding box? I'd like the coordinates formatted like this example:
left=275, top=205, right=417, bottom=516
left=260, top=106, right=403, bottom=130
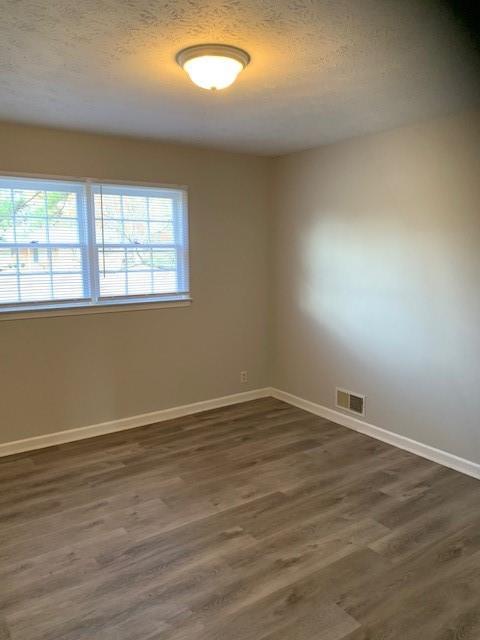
left=1, top=0, right=479, bottom=154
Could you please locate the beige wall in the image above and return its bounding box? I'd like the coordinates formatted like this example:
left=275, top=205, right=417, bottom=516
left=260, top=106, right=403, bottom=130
left=272, top=110, right=480, bottom=463
left=2, top=111, right=479, bottom=463
left=0, top=123, right=271, bottom=443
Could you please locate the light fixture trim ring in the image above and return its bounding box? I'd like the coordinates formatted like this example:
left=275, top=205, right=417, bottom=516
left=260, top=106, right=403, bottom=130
left=176, top=44, right=251, bottom=69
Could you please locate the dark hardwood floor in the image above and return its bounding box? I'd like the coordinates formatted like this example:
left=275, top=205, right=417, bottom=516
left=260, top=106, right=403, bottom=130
left=1, top=397, right=480, bottom=639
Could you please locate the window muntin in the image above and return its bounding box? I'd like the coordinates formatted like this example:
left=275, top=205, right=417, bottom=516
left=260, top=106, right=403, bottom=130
left=0, top=177, right=189, bottom=313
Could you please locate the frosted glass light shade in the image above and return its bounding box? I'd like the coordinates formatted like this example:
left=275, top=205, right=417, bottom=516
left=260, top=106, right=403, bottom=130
left=176, top=45, right=250, bottom=91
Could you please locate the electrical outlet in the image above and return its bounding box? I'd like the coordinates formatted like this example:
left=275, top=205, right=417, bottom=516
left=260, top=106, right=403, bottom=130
left=240, top=371, right=248, bottom=384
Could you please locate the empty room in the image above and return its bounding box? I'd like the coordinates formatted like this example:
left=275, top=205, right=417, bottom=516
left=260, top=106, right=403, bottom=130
left=1, top=1, right=479, bottom=638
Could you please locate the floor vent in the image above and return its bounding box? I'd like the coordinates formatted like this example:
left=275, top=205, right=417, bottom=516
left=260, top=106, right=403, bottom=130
left=336, top=388, right=366, bottom=416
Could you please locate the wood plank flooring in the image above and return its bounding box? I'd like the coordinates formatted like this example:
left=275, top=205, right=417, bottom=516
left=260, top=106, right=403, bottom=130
left=1, top=397, right=480, bottom=639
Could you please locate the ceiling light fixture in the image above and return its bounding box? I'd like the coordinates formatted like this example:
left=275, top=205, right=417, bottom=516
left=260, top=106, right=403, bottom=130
left=176, top=44, right=250, bottom=91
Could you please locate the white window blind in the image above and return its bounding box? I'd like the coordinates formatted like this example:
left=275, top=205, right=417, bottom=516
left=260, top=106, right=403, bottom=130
left=0, top=178, right=89, bottom=307
left=0, top=176, right=189, bottom=314
left=93, top=184, right=188, bottom=301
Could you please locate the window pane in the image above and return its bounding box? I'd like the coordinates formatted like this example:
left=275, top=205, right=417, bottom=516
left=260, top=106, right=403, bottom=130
left=96, top=218, right=121, bottom=243
left=48, top=217, right=80, bottom=243
left=51, top=248, right=83, bottom=272
left=0, top=224, right=14, bottom=243
left=123, top=220, right=149, bottom=244
left=122, top=195, right=147, bottom=218
left=97, top=248, right=128, bottom=297
left=97, top=247, right=178, bottom=297
left=0, top=177, right=89, bottom=308
left=15, top=216, right=48, bottom=243
left=128, top=271, right=153, bottom=295
left=127, top=249, right=151, bottom=271
left=152, top=249, right=176, bottom=270
left=149, top=197, right=173, bottom=221
left=53, top=274, right=84, bottom=299
left=0, top=248, right=17, bottom=273
left=18, top=248, right=50, bottom=273
left=94, top=193, right=122, bottom=219
left=14, top=189, right=45, bottom=218
left=99, top=272, right=127, bottom=297
left=150, top=221, right=174, bottom=243
left=0, top=275, right=18, bottom=303
left=153, top=270, right=177, bottom=293
left=0, top=189, right=14, bottom=242
left=19, top=275, right=52, bottom=302
left=47, top=191, right=78, bottom=218
left=102, top=248, right=126, bottom=272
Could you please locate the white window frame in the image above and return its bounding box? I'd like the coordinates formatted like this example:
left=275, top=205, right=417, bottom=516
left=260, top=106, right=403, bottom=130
left=0, top=173, right=191, bottom=320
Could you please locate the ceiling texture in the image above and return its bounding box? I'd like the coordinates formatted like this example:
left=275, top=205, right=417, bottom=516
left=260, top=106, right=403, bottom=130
left=1, top=0, right=479, bottom=154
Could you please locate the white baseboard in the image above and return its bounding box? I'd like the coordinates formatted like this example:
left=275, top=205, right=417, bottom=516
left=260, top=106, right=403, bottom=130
left=271, top=388, right=480, bottom=481
left=0, top=388, right=272, bottom=458
left=4, top=385, right=479, bottom=482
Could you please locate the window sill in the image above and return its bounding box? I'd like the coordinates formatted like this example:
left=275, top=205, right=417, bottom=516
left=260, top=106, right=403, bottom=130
left=0, top=298, right=192, bottom=321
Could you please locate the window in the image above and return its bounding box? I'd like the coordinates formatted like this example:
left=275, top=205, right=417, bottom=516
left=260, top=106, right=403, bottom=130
left=0, top=176, right=189, bottom=315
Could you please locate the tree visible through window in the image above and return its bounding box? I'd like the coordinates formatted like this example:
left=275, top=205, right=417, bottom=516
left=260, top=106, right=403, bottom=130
left=0, top=177, right=189, bottom=312
left=0, top=182, right=87, bottom=305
